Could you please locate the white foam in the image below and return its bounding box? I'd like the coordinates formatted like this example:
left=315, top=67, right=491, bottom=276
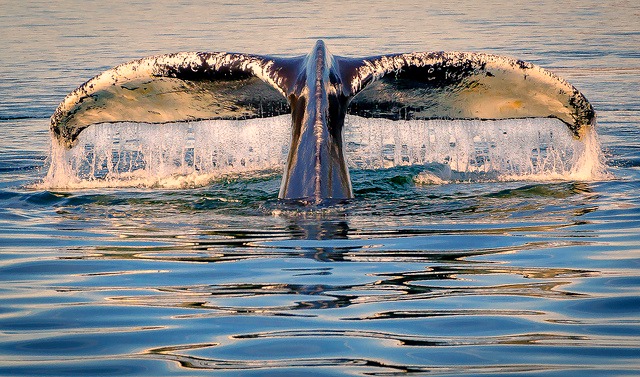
left=39, top=116, right=608, bottom=190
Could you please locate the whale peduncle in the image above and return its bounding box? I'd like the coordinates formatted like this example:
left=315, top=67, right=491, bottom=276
left=278, top=40, right=353, bottom=202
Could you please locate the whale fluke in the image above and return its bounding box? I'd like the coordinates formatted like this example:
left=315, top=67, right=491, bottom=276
left=51, top=40, right=596, bottom=202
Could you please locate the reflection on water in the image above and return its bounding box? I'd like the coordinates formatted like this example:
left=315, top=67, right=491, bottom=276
left=1, top=177, right=640, bottom=375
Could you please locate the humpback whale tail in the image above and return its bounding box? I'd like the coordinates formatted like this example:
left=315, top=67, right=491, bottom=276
left=50, top=40, right=595, bottom=202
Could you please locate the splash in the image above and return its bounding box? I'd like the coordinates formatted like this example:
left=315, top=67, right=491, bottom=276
left=43, top=116, right=291, bottom=189
left=344, top=117, right=609, bottom=184
left=41, top=116, right=608, bottom=189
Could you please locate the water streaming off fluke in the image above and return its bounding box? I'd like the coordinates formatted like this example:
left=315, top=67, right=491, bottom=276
left=42, top=116, right=607, bottom=190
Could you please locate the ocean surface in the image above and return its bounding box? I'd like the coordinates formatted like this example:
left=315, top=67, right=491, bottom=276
left=1, top=0, right=639, bottom=375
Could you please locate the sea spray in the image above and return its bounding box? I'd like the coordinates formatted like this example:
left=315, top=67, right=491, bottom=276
left=41, top=116, right=608, bottom=189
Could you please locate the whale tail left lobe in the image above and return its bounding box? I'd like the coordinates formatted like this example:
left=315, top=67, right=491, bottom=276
left=50, top=52, right=302, bottom=147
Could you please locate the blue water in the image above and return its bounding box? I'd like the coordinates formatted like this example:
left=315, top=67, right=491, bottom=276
left=1, top=1, right=639, bottom=376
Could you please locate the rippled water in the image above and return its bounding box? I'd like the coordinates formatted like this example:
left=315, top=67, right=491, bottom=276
left=1, top=1, right=639, bottom=376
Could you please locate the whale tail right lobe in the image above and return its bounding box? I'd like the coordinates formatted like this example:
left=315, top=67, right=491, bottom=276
left=337, top=52, right=595, bottom=139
